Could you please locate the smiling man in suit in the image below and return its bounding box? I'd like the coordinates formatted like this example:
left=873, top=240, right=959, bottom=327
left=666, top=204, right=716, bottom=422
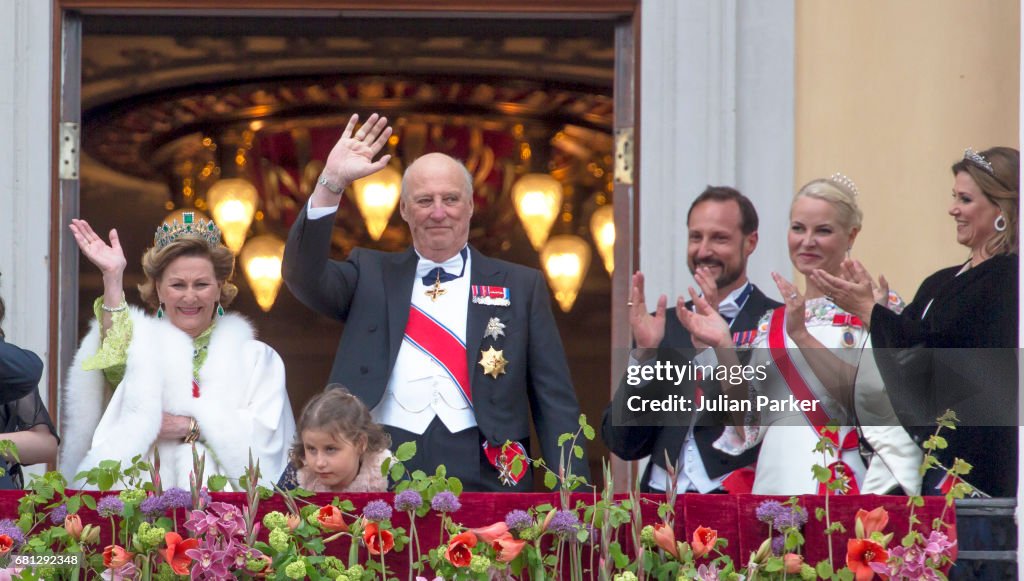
left=602, top=186, right=780, bottom=493
left=283, top=113, right=587, bottom=491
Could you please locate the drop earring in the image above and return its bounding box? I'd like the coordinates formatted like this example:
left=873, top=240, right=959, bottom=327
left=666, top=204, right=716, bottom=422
left=994, top=214, right=1007, bottom=232
left=157, top=303, right=165, bottom=319
left=216, top=302, right=225, bottom=317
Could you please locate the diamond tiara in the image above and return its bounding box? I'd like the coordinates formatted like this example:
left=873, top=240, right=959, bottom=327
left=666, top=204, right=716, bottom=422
left=154, top=211, right=222, bottom=249
left=963, top=148, right=995, bottom=176
left=829, top=172, right=859, bottom=197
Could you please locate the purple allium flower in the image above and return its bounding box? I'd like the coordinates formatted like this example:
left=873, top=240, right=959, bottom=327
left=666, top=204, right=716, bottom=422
left=430, top=491, right=461, bottom=514
left=48, top=504, right=68, bottom=525
left=97, top=495, right=125, bottom=518
left=546, top=510, right=580, bottom=537
left=771, top=535, right=785, bottom=556
left=772, top=505, right=808, bottom=532
left=161, top=487, right=192, bottom=511
left=505, top=509, right=532, bottom=532
left=139, top=495, right=164, bottom=517
left=755, top=500, right=786, bottom=524
left=0, top=520, right=25, bottom=548
left=362, top=499, right=393, bottom=522
left=394, top=490, right=423, bottom=512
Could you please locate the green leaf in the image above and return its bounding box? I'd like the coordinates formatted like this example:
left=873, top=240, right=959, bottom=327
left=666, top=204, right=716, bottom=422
left=96, top=472, right=114, bottom=491
left=81, top=494, right=96, bottom=511
left=65, top=495, right=81, bottom=515
left=573, top=445, right=584, bottom=459
left=207, top=474, right=228, bottom=492
left=447, top=478, right=463, bottom=495
left=836, top=568, right=855, bottom=581
left=583, top=425, right=595, bottom=441
left=557, top=434, right=572, bottom=447
left=396, top=441, right=417, bottom=462
left=544, top=471, right=557, bottom=490
left=815, top=559, right=834, bottom=578
left=811, top=465, right=831, bottom=483
left=390, top=463, right=405, bottom=482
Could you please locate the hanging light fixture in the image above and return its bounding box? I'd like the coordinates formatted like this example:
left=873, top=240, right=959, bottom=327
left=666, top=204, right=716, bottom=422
left=540, top=235, right=591, bottom=312
left=207, top=178, right=258, bottom=254
left=589, top=204, right=615, bottom=275
left=512, top=173, right=563, bottom=250
left=350, top=165, right=402, bottom=240
left=240, top=234, right=286, bottom=312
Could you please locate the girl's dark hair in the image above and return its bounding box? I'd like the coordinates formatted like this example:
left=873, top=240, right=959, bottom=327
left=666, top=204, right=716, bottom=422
left=289, top=384, right=391, bottom=467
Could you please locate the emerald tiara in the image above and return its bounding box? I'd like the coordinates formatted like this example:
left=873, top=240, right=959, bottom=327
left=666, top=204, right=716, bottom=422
left=154, top=211, right=222, bottom=249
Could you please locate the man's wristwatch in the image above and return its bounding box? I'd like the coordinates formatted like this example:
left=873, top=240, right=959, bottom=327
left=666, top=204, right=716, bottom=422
left=318, top=175, right=344, bottom=195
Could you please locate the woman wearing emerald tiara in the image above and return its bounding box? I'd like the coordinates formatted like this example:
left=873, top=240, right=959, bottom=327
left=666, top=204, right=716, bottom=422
left=679, top=176, right=922, bottom=495
left=60, top=214, right=295, bottom=489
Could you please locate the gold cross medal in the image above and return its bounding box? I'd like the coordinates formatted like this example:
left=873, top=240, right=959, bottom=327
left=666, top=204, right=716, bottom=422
left=484, top=317, right=506, bottom=341
left=424, top=271, right=447, bottom=302
left=479, top=346, right=508, bottom=379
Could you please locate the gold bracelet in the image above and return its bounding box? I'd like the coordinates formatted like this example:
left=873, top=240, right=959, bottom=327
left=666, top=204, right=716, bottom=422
left=183, top=417, right=200, bottom=444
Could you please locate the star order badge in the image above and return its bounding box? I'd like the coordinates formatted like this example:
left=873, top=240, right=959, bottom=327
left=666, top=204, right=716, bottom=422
left=484, top=317, right=506, bottom=341
left=478, top=346, right=508, bottom=379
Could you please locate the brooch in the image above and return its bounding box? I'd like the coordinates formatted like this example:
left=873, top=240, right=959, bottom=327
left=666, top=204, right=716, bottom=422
left=478, top=346, right=508, bottom=379
left=484, top=317, right=506, bottom=341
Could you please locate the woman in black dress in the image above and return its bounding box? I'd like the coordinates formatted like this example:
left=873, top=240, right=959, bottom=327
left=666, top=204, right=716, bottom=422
left=814, top=146, right=1019, bottom=499
left=0, top=285, right=59, bottom=488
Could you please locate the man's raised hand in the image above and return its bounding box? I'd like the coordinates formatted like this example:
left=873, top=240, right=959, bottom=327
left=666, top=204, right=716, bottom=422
left=320, top=113, right=394, bottom=194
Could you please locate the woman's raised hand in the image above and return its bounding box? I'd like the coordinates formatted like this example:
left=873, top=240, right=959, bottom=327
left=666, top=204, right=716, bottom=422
left=69, top=219, right=127, bottom=276
left=772, top=272, right=808, bottom=340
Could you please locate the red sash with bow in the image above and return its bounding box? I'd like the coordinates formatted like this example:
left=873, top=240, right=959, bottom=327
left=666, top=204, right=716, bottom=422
left=767, top=308, right=860, bottom=495
left=403, top=305, right=528, bottom=484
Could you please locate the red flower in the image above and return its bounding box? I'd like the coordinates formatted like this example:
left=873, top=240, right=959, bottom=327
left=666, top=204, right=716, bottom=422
left=691, top=526, right=718, bottom=559
left=103, top=544, right=134, bottom=569
left=64, top=514, right=83, bottom=540
left=0, top=535, right=12, bottom=556
left=846, top=539, right=888, bottom=581
left=492, top=532, right=527, bottom=563
left=784, top=553, right=804, bottom=574
left=855, top=507, right=890, bottom=538
left=159, top=532, right=199, bottom=575
left=363, top=522, right=395, bottom=556
left=652, top=523, right=679, bottom=559
left=470, top=522, right=509, bottom=543
left=317, top=505, right=348, bottom=532
left=445, top=531, right=478, bottom=567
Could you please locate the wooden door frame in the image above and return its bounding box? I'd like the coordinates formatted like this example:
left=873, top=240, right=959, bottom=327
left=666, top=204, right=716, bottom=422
left=49, top=0, right=642, bottom=488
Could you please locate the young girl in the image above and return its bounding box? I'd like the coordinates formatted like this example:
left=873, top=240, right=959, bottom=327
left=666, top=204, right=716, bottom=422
left=277, top=385, right=392, bottom=492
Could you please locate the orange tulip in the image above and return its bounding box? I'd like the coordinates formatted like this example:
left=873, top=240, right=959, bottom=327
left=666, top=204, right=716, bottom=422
left=103, top=544, right=134, bottom=569
left=445, top=531, right=478, bottom=568
left=846, top=539, right=888, bottom=581
left=0, top=535, right=12, bottom=556
left=492, top=532, right=527, bottom=563
left=691, top=526, right=718, bottom=559
left=64, top=514, right=83, bottom=540
left=363, top=522, right=395, bottom=556
left=317, top=505, right=348, bottom=532
left=783, top=553, right=804, bottom=574
left=652, top=523, right=679, bottom=559
left=286, top=513, right=301, bottom=532
left=159, top=532, right=199, bottom=575
left=470, top=522, right=509, bottom=543
left=855, top=507, right=889, bottom=539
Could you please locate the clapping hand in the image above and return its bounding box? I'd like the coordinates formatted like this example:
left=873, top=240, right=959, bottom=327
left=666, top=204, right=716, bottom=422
left=676, top=287, right=732, bottom=349
left=809, top=259, right=887, bottom=322
left=69, top=219, right=127, bottom=277
left=628, top=271, right=667, bottom=351
left=319, top=113, right=394, bottom=196
left=772, top=272, right=808, bottom=340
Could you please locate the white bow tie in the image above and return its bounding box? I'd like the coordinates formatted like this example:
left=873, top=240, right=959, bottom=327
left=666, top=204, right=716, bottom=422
left=416, top=250, right=466, bottom=280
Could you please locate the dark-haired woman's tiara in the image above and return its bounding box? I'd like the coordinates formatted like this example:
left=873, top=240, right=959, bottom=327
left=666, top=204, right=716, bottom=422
left=963, top=148, right=995, bottom=176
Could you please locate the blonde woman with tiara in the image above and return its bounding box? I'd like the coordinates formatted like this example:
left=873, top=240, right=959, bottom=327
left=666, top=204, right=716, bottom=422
left=278, top=385, right=392, bottom=492
left=677, top=175, right=920, bottom=495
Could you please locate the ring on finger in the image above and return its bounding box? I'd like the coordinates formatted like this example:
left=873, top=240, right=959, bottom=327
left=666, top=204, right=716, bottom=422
left=788, top=293, right=797, bottom=300
left=626, top=301, right=634, bottom=307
